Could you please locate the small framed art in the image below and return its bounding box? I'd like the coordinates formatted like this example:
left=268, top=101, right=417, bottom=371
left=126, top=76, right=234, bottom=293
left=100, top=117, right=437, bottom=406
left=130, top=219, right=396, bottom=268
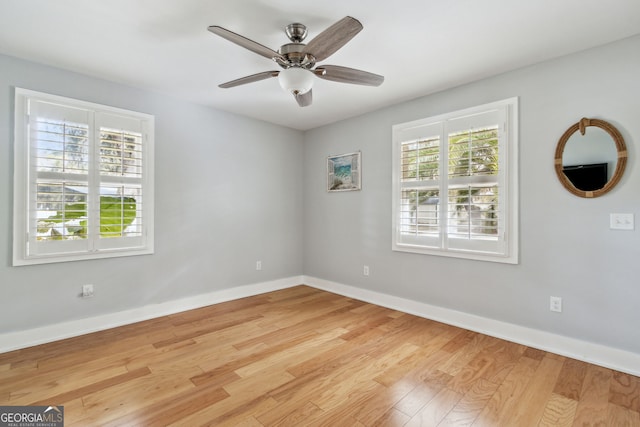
left=327, top=151, right=361, bottom=192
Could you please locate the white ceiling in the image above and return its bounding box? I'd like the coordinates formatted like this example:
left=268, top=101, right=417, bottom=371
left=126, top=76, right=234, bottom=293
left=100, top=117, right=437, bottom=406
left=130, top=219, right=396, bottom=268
left=1, top=0, right=640, bottom=131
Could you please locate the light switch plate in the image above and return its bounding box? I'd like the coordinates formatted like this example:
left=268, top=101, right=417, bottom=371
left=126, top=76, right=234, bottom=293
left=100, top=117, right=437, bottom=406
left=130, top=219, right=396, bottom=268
left=610, top=213, right=634, bottom=230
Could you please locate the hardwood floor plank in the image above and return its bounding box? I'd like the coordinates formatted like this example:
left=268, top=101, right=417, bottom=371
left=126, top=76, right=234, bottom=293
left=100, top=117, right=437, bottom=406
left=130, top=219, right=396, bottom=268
left=234, top=328, right=347, bottom=378
left=372, top=407, right=412, bottom=426
left=174, top=385, right=283, bottom=426
left=373, top=330, right=461, bottom=388
left=523, top=347, right=547, bottom=361
left=351, top=380, right=417, bottom=425
left=265, top=400, right=324, bottom=427
left=268, top=353, right=374, bottom=405
left=477, top=340, right=527, bottom=385
left=311, top=341, right=421, bottom=412
left=1, top=286, right=638, bottom=426
left=191, top=394, right=279, bottom=427
left=472, top=354, right=540, bottom=426
left=100, top=381, right=229, bottom=427
left=232, top=298, right=356, bottom=350
left=30, top=367, right=151, bottom=406
left=439, top=333, right=496, bottom=377
left=256, top=354, right=376, bottom=425
left=610, top=370, right=640, bottom=413
left=167, top=295, right=272, bottom=326
left=282, top=314, right=433, bottom=386
left=441, top=329, right=478, bottom=353
left=608, top=403, right=640, bottom=426
left=338, top=310, right=397, bottom=340
left=395, top=380, right=445, bottom=417
left=554, top=357, right=589, bottom=401
left=72, top=366, right=202, bottom=426
left=194, top=328, right=322, bottom=382
left=538, top=392, right=578, bottom=427
left=230, top=415, right=264, bottom=427
left=438, top=378, right=501, bottom=426
left=39, top=320, right=174, bottom=369
left=152, top=314, right=264, bottom=348
left=447, top=352, right=493, bottom=395
left=508, top=354, right=565, bottom=426
left=264, top=284, right=321, bottom=302
left=405, top=387, right=464, bottom=426
left=571, top=365, right=613, bottom=426
left=404, top=319, right=459, bottom=348
left=2, top=362, right=131, bottom=405
left=127, top=340, right=229, bottom=374
left=305, top=381, right=387, bottom=426
left=179, top=341, right=267, bottom=385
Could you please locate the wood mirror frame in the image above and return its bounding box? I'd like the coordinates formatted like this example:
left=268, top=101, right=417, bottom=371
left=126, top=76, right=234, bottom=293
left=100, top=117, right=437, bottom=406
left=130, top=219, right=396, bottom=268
left=554, top=118, right=627, bottom=198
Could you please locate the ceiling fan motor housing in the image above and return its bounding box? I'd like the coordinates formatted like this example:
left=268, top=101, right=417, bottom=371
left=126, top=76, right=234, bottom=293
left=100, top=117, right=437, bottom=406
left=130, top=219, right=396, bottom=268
left=285, top=23, right=307, bottom=42
left=278, top=43, right=315, bottom=68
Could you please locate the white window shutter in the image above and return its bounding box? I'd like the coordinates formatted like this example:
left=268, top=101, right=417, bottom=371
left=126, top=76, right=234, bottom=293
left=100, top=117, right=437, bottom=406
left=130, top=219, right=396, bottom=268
left=392, top=98, right=518, bottom=264
left=13, top=88, right=155, bottom=265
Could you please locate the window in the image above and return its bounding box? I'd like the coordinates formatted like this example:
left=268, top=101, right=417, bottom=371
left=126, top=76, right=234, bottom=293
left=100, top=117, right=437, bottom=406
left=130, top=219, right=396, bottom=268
left=392, top=98, right=518, bottom=263
left=13, top=88, right=154, bottom=265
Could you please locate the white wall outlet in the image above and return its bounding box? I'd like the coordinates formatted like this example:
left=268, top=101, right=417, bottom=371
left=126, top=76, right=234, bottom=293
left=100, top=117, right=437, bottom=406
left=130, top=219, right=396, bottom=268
left=610, top=213, right=634, bottom=230
left=550, top=296, right=562, bottom=313
left=256, top=260, right=262, bottom=271
left=363, top=265, right=370, bottom=276
left=82, top=284, right=94, bottom=298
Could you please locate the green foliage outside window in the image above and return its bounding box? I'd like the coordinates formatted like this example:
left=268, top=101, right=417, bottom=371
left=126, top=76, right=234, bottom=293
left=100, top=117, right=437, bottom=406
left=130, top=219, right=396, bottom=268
left=401, top=126, right=500, bottom=236
left=37, top=196, right=137, bottom=240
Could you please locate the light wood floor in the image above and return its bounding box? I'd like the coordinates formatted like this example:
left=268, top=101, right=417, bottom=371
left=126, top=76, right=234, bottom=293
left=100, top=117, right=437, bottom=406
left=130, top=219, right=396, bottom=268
left=1, top=285, right=639, bottom=426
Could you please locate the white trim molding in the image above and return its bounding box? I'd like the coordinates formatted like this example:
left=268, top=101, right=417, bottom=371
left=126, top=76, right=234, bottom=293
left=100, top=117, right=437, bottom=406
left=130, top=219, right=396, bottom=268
left=2, top=275, right=639, bottom=378
left=0, top=276, right=302, bottom=354
left=304, top=276, right=640, bottom=377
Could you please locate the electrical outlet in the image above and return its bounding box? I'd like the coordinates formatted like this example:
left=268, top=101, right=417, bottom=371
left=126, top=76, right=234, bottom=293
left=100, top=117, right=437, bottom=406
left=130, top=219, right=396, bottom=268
left=363, top=265, right=370, bottom=276
left=82, top=284, right=94, bottom=298
left=550, top=296, right=562, bottom=313
left=256, top=260, right=262, bottom=271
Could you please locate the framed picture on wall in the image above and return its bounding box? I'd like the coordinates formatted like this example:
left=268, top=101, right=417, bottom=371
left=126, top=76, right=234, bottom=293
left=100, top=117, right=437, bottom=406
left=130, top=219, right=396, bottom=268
left=327, top=151, right=361, bottom=192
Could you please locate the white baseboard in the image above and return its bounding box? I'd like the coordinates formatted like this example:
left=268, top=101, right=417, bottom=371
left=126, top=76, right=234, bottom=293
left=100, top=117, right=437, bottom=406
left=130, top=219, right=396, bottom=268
left=0, top=276, right=302, bottom=354
left=3, top=275, right=639, bottom=378
left=304, top=276, right=640, bottom=377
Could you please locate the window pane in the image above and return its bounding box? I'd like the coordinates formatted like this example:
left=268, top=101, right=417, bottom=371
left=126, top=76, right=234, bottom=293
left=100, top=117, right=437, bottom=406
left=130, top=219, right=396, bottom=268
left=35, top=119, right=89, bottom=173
left=36, top=182, right=88, bottom=241
left=401, top=137, right=440, bottom=181
left=100, top=127, right=143, bottom=177
left=99, top=186, right=143, bottom=238
left=447, top=186, right=499, bottom=239
left=448, top=126, right=499, bottom=178
left=400, top=189, right=440, bottom=236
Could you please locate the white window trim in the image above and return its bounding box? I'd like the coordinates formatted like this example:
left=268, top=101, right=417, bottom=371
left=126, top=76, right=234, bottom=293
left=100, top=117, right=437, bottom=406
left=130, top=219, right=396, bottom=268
left=392, top=97, right=518, bottom=264
left=13, top=88, right=155, bottom=266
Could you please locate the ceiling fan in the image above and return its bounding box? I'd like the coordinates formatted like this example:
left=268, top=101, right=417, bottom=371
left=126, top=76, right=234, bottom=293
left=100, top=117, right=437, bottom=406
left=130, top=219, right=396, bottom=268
left=207, top=16, right=384, bottom=107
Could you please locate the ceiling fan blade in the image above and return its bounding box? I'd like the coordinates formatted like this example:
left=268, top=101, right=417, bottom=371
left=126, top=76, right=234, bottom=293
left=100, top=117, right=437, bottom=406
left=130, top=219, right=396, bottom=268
left=219, top=71, right=280, bottom=88
left=316, top=65, right=384, bottom=86
left=208, top=25, right=285, bottom=62
left=303, top=16, right=363, bottom=62
left=294, top=90, right=313, bottom=107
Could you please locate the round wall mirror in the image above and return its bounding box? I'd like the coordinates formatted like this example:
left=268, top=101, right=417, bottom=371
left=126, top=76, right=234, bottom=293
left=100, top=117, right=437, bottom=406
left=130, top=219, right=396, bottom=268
left=554, top=118, right=627, bottom=198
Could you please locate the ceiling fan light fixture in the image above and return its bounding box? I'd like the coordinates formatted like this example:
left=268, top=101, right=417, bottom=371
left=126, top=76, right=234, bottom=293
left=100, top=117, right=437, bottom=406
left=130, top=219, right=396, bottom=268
left=210, top=17, right=382, bottom=107
left=278, top=67, right=313, bottom=94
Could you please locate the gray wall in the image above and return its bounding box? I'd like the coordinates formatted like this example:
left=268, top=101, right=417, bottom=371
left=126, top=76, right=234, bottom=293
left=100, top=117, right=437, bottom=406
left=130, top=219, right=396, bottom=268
left=0, top=54, right=304, bottom=333
left=303, top=35, right=640, bottom=355
left=2, top=35, right=639, bottom=358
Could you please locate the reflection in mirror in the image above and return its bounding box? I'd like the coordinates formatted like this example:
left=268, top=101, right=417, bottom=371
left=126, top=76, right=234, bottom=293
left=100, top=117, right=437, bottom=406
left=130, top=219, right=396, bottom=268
left=554, top=118, right=627, bottom=198
left=562, top=127, right=618, bottom=191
